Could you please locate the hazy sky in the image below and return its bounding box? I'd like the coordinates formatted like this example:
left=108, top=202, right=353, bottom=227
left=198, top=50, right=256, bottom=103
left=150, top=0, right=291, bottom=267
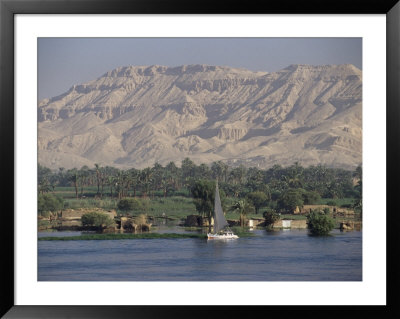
left=38, top=38, right=362, bottom=100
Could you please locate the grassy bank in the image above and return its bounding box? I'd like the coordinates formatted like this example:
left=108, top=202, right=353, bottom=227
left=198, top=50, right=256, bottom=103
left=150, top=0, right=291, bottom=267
left=317, top=197, right=355, bottom=207
left=230, top=227, right=256, bottom=237
left=145, top=196, right=197, bottom=218
left=53, top=186, right=357, bottom=216
left=38, top=227, right=255, bottom=241
left=279, top=214, right=307, bottom=220
left=39, top=233, right=208, bottom=241
left=62, top=195, right=197, bottom=219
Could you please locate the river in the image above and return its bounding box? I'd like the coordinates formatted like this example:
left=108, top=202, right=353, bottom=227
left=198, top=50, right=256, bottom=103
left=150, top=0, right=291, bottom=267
left=38, top=226, right=362, bottom=281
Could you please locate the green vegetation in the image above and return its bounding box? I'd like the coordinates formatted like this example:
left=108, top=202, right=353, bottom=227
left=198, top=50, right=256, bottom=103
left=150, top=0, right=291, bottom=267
left=307, top=209, right=335, bottom=236
left=230, top=226, right=256, bottom=237
left=117, top=198, right=141, bottom=211
left=263, top=210, right=281, bottom=227
left=229, top=199, right=254, bottom=227
left=246, top=191, right=269, bottom=215
left=190, top=179, right=217, bottom=225
left=64, top=198, right=118, bottom=210
left=39, top=233, right=208, bottom=240
left=323, top=207, right=330, bottom=215
left=317, top=198, right=354, bottom=207
left=61, top=196, right=197, bottom=219
left=279, top=214, right=307, bottom=220
left=117, top=197, right=149, bottom=214
left=39, top=228, right=255, bottom=240
left=134, top=214, right=149, bottom=229
left=38, top=162, right=362, bottom=203
left=277, top=188, right=305, bottom=213
left=303, top=190, right=321, bottom=205
left=145, top=196, right=196, bottom=218
left=81, top=212, right=115, bottom=228
left=38, top=193, right=64, bottom=217
left=38, top=161, right=362, bottom=231
left=353, top=165, right=362, bottom=217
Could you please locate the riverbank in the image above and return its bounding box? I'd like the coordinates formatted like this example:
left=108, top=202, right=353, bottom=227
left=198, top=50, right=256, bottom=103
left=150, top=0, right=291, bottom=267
left=38, top=232, right=207, bottom=241
left=38, top=226, right=255, bottom=241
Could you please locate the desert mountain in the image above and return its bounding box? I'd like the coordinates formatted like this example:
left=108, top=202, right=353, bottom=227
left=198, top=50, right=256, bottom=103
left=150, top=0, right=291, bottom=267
left=38, top=64, right=362, bottom=170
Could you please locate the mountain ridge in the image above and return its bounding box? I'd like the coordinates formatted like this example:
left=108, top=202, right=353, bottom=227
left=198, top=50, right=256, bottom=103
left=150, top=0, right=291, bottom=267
left=38, top=63, right=362, bottom=170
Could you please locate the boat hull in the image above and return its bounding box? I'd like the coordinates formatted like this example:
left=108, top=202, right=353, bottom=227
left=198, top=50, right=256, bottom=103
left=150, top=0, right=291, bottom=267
left=207, top=233, right=239, bottom=240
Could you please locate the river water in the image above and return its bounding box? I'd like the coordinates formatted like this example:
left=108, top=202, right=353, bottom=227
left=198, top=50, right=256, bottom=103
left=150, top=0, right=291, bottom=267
left=38, top=226, right=362, bottom=281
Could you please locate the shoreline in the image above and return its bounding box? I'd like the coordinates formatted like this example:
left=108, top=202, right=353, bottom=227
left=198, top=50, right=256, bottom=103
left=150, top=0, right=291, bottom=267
left=38, top=233, right=208, bottom=241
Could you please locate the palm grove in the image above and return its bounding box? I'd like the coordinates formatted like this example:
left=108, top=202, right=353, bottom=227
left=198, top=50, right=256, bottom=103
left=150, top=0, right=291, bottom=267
left=38, top=159, right=362, bottom=234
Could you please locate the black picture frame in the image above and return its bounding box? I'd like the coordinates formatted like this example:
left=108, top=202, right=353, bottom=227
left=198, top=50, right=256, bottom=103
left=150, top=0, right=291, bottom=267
left=1, top=0, right=399, bottom=318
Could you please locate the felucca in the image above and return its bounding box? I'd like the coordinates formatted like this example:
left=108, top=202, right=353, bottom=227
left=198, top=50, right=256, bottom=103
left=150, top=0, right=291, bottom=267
left=207, top=180, right=238, bottom=240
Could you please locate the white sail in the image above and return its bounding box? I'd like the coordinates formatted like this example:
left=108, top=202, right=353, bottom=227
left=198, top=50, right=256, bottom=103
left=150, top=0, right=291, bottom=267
left=213, top=181, right=228, bottom=233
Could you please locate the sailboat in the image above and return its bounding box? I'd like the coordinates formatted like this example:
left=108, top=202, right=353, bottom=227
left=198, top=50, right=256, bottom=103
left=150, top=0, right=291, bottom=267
left=207, top=180, right=239, bottom=240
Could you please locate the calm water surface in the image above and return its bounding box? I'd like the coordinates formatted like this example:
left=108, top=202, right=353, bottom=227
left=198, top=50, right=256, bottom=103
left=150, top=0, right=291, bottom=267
left=38, top=227, right=362, bottom=281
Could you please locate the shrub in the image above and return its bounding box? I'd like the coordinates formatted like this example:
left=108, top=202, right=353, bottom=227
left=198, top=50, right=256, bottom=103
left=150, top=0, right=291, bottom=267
left=140, top=197, right=150, bottom=213
left=117, top=198, right=143, bottom=212
left=270, top=191, right=281, bottom=201
left=171, top=189, right=190, bottom=197
left=38, top=193, right=64, bottom=217
left=134, top=214, right=148, bottom=226
left=326, top=200, right=337, bottom=206
left=277, top=188, right=304, bottom=213
left=303, top=191, right=321, bottom=205
left=353, top=198, right=362, bottom=216
left=246, top=191, right=269, bottom=214
left=307, top=210, right=335, bottom=236
left=263, top=210, right=280, bottom=227
left=81, top=212, right=115, bottom=228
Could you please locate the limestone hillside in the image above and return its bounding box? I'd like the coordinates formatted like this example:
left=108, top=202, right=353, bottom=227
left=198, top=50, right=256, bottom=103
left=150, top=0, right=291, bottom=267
left=38, top=64, right=362, bottom=170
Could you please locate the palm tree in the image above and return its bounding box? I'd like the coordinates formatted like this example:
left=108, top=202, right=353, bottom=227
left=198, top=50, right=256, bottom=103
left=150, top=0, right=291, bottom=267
left=57, top=167, right=67, bottom=186
left=103, top=166, right=117, bottom=197
left=353, top=165, right=362, bottom=181
left=67, top=168, right=79, bottom=199
left=283, top=162, right=304, bottom=188
left=122, top=170, right=132, bottom=198
left=114, top=170, right=131, bottom=199
left=99, top=166, right=106, bottom=198
left=38, top=164, right=54, bottom=194
left=196, top=163, right=211, bottom=180
left=128, top=168, right=140, bottom=197
left=181, top=157, right=196, bottom=187
left=140, top=167, right=153, bottom=198
left=94, top=163, right=101, bottom=195
left=79, top=166, right=90, bottom=198
left=38, top=178, right=52, bottom=194
left=151, top=162, right=164, bottom=197
left=221, top=162, right=229, bottom=183
left=353, top=186, right=362, bottom=219
left=246, top=191, right=269, bottom=214
left=229, top=165, right=247, bottom=185
left=211, top=161, right=226, bottom=182
left=246, top=167, right=265, bottom=192
left=115, top=170, right=123, bottom=199
left=107, top=175, right=116, bottom=198
left=230, top=199, right=254, bottom=227
left=190, top=180, right=216, bottom=230
left=165, top=161, right=179, bottom=190
left=161, top=170, right=174, bottom=197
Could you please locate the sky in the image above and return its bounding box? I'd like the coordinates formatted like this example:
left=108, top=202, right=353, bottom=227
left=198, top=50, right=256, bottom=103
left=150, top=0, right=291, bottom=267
left=38, top=38, right=362, bottom=100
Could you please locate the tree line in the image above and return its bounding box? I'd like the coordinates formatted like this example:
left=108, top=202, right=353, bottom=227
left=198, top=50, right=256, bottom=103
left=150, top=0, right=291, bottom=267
left=38, top=159, right=362, bottom=206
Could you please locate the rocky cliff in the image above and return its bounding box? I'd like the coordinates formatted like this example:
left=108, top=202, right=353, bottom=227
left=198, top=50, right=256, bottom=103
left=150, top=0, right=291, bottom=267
left=38, top=64, right=362, bottom=169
